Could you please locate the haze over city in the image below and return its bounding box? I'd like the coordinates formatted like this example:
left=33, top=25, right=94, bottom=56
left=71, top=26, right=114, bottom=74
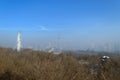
left=0, top=0, right=120, bottom=52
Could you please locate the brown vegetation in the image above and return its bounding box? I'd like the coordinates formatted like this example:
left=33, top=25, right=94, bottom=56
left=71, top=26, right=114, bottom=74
left=0, top=48, right=119, bottom=80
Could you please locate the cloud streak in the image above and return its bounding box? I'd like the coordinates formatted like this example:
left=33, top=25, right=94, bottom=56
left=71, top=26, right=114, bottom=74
left=0, top=26, right=73, bottom=32
left=0, top=26, right=50, bottom=32
left=37, top=26, right=49, bottom=31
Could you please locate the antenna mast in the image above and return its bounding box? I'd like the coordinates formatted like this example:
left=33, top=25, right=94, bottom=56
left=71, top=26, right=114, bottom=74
left=17, top=32, right=21, bottom=52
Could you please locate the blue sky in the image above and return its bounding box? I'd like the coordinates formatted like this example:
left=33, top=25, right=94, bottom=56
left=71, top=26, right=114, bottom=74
left=0, top=0, right=120, bottom=51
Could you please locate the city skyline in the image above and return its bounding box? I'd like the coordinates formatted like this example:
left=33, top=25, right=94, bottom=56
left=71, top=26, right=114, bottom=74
left=0, top=0, right=120, bottom=52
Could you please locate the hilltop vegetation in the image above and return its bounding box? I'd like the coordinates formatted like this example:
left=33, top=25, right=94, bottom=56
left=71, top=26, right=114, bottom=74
left=0, top=48, right=120, bottom=80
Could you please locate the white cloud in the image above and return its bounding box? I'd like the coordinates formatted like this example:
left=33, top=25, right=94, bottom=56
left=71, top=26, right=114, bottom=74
left=0, top=26, right=50, bottom=31
left=38, top=26, right=48, bottom=31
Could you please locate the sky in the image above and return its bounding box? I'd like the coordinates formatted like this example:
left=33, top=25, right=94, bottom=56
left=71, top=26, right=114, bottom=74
left=0, top=0, right=120, bottom=51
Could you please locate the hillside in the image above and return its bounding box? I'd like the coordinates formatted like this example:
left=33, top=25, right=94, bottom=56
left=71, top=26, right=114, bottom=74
left=0, top=48, right=120, bottom=80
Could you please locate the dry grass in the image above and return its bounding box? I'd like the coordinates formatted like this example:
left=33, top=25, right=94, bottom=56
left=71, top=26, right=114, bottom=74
left=0, top=48, right=119, bottom=80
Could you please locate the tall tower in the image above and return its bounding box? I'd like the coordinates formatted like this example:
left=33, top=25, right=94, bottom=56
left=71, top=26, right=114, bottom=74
left=17, top=32, right=21, bottom=52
